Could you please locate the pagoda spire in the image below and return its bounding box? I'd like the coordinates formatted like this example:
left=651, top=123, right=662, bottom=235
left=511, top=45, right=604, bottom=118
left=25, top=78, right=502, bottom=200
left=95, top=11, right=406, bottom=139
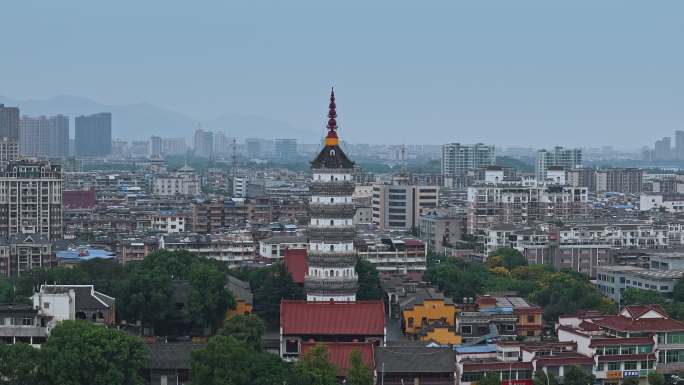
left=325, top=87, right=339, bottom=147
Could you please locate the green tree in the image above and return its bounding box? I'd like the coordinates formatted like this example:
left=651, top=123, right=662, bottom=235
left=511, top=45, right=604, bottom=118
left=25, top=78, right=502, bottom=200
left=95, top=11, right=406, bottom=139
left=218, top=314, right=265, bottom=351
left=487, top=248, right=528, bottom=271
left=292, top=343, right=338, bottom=385
left=346, top=349, right=373, bottom=385
left=621, top=288, right=666, bottom=306
left=0, top=277, right=14, bottom=303
left=533, top=370, right=558, bottom=385
left=186, top=262, right=235, bottom=332
left=424, top=259, right=488, bottom=301
left=530, top=271, right=615, bottom=322
left=190, top=335, right=290, bottom=385
left=355, top=259, right=383, bottom=300
left=563, top=366, right=594, bottom=385
left=622, top=377, right=640, bottom=385
left=40, top=320, right=146, bottom=385
left=117, top=264, right=174, bottom=328
left=648, top=371, right=666, bottom=385
left=242, top=264, right=305, bottom=326
left=673, top=278, right=684, bottom=302
left=476, top=374, right=503, bottom=385
left=0, top=343, right=42, bottom=385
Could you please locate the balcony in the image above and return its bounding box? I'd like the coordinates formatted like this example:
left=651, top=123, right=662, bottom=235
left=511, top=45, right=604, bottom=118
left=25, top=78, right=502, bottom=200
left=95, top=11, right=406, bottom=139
left=309, top=181, right=355, bottom=195
left=308, top=253, right=358, bottom=266
left=304, top=275, right=359, bottom=291
left=307, top=227, right=355, bottom=241
left=309, top=203, right=355, bottom=218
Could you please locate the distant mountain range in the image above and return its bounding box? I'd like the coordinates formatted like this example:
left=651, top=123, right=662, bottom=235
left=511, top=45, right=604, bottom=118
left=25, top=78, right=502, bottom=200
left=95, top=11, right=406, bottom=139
left=0, top=94, right=316, bottom=142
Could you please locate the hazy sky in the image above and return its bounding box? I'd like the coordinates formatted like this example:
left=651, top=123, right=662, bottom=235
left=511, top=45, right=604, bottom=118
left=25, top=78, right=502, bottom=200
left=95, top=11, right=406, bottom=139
left=1, top=0, right=683, bottom=148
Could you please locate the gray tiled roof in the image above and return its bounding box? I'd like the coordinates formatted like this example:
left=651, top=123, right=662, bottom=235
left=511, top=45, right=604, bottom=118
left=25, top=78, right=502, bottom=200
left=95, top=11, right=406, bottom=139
left=144, top=343, right=207, bottom=370
left=375, top=347, right=455, bottom=373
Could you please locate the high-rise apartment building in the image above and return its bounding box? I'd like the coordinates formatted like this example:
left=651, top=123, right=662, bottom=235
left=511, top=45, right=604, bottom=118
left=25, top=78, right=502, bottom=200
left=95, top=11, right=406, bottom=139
left=371, top=184, right=438, bottom=231
left=675, top=131, right=684, bottom=160
left=654, top=137, right=672, bottom=161
left=306, top=89, right=358, bottom=302
left=536, top=146, right=582, bottom=181
left=194, top=129, right=213, bottom=158
left=0, top=137, right=19, bottom=168
left=246, top=138, right=262, bottom=158
left=150, top=136, right=162, bottom=156
left=75, top=113, right=112, bottom=157
left=0, top=104, right=20, bottom=142
left=0, top=160, right=63, bottom=240
left=162, top=138, right=187, bottom=155
left=441, top=143, right=495, bottom=187
left=594, top=168, right=643, bottom=194
left=275, top=138, right=297, bottom=159
left=20, top=115, right=69, bottom=158
left=129, top=141, right=150, bottom=158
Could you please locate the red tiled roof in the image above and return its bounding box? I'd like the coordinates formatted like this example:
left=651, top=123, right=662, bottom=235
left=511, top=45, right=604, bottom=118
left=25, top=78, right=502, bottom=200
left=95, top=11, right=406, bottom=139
left=535, top=353, right=594, bottom=367
left=403, top=239, right=425, bottom=246
left=593, top=315, right=684, bottom=333
left=598, top=353, right=656, bottom=362
left=621, top=305, right=667, bottom=319
left=589, top=337, right=654, bottom=347
left=280, top=300, right=385, bottom=336
left=462, top=361, right=533, bottom=372
left=476, top=296, right=497, bottom=306
left=301, top=342, right=374, bottom=376
left=578, top=320, right=600, bottom=331
left=284, top=249, right=308, bottom=284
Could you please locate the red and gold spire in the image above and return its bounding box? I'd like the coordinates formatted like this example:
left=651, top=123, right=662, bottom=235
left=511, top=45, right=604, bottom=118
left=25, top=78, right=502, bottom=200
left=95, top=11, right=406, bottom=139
left=325, top=87, right=339, bottom=146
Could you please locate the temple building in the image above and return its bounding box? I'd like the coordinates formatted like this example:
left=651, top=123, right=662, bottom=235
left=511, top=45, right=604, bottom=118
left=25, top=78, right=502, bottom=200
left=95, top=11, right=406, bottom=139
left=305, top=89, right=358, bottom=302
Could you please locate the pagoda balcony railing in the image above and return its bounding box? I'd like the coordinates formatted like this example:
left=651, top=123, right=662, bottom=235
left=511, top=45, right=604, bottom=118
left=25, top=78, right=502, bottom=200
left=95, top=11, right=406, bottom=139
left=307, top=254, right=358, bottom=266
left=307, top=227, right=355, bottom=240
left=309, top=204, right=355, bottom=218
left=304, top=275, right=358, bottom=291
left=309, top=181, right=355, bottom=195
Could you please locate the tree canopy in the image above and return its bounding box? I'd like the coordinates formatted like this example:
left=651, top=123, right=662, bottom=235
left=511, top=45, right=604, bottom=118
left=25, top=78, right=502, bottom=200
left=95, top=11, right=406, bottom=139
left=218, top=314, right=265, bottom=351
left=233, top=263, right=305, bottom=326
left=40, top=320, right=146, bottom=385
left=191, top=315, right=292, bottom=385
left=486, top=247, right=529, bottom=271
left=0, top=343, right=42, bottom=385
left=562, top=366, right=595, bottom=385
left=355, top=259, right=383, bottom=300
left=425, top=257, right=615, bottom=322
left=346, top=349, right=373, bottom=385
left=292, top=343, right=338, bottom=385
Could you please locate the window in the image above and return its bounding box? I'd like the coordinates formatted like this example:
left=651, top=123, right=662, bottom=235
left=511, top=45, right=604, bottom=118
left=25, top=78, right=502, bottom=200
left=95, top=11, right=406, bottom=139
left=285, top=339, right=299, bottom=354
left=621, top=346, right=636, bottom=355
left=461, top=373, right=485, bottom=382
left=624, top=361, right=637, bottom=370
left=605, top=346, right=619, bottom=355
left=43, top=302, right=50, bottom=309
left=407, top=317, right=414, bottom=327
left=527, top=315, right=536, bottom=323
left=607, top=362, right=621, bottom=371
left=596, top=363, right=604, bottom=371
left=640, top=360, right=654, bottom=369
left=461, top=325, right=472, bottom=334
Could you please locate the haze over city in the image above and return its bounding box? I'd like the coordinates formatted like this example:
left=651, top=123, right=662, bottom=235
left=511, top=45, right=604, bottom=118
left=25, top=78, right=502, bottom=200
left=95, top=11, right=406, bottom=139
left=2, top=0, right=683, bottom=147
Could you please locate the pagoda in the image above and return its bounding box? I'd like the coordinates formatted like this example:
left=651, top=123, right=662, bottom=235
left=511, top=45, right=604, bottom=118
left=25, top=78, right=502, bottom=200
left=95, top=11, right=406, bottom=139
left=305, top=88, right=358, bottom=301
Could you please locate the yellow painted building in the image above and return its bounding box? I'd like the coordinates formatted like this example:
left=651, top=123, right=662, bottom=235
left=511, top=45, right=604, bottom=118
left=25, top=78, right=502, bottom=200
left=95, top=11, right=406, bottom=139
left=420, top=324, right=463, bottom=345
left=225, top=276, right=253, bottom=320
left=401, top=288, right=461, bottom=345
